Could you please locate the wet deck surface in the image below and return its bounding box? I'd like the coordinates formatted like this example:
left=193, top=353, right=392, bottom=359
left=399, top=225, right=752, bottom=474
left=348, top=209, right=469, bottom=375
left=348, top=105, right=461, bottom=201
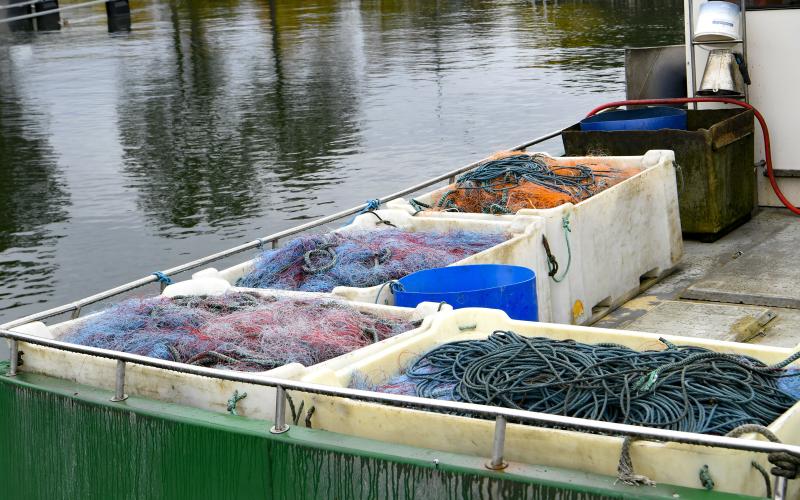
left=594, top=208, right=800, bottom=348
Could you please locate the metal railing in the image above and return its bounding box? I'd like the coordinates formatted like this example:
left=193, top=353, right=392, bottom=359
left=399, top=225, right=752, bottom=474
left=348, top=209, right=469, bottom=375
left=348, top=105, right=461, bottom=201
left=0, top=129, right=562, bottom=330
left=1, top=327, right=796, bottom=499
left=0, top=0, right=112, bottom=24
left=4, top=127, right=791, bottom=497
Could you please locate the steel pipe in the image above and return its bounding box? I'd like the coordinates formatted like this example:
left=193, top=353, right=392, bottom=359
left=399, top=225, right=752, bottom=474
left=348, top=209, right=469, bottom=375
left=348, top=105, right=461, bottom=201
left=7, top=340, right=18, bottom=377
left=0, top=0, right=44, bottom=10
left=486, top=415, right=508, bottom=470
left=270, top=386, right=289, bottom=434
left=0, top=0, right=109, bottom=24
left=512, top=128, right=564, bottom=151
left=110, top=360, right=128, bottom=402
left=773, top=477, right=788, bottom=500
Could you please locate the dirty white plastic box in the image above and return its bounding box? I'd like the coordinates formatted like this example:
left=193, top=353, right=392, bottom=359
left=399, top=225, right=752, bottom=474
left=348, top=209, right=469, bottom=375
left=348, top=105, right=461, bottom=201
left=8, top=278, right=446, bottom=420
left=193, top=150, right=681, bottom=326
left=192, top=211, right=562, bottom=321
left=387, top=149, right=683, bottom=323
left=295, top=307, right=800, bottom=497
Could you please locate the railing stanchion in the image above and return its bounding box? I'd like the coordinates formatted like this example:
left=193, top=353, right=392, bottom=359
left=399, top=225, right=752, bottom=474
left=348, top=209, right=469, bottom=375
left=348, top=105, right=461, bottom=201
left=7, top=340, right=18, bottom=377
left=70, top=305, right=82, bottom=320
left=110, top=360, right=128, bottom=402
left=773, top=477, right=788, bottom=500
left=486, top=415, right=508, bottom=470
left=270, top=386, right=289, bottom=434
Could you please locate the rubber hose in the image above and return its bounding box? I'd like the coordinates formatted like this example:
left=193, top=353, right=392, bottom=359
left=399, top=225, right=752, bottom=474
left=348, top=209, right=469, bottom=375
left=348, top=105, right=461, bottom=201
left=585, top=98, right=800, bottom=216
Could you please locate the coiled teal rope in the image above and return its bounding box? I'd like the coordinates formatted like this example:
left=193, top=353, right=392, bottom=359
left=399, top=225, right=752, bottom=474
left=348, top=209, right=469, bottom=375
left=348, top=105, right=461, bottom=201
left=400, top=331, right=800, bottom=435
left=433, top=154, right=613, bottom=214
left=455, top=154, right=608, bottom=198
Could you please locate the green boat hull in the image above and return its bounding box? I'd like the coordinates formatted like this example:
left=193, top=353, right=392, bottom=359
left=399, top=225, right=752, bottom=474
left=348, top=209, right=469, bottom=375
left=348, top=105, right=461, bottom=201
left=0, top=370, right=756, bottom=500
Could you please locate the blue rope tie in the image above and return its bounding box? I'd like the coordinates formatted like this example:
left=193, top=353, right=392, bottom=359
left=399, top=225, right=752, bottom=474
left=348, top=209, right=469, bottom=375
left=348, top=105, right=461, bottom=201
left=346, top=199, right=381, bottom=225
left=153, top=271, right=173, bottom=286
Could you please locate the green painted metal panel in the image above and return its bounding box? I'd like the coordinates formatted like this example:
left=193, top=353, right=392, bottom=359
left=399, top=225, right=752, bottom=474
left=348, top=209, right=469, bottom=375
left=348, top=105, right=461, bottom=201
left=0, top=371, right=758, bottom=500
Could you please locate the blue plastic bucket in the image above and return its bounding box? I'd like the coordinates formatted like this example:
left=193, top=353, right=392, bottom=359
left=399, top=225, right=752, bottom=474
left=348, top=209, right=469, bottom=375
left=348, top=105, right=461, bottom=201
left=579, top=106, right=687, bottom=132
left=394, top=264, right=537, bottom=321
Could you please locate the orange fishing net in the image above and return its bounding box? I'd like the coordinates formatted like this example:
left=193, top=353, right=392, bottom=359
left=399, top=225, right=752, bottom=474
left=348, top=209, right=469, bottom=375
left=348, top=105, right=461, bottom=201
left=423, top=151, right=642, bottom=214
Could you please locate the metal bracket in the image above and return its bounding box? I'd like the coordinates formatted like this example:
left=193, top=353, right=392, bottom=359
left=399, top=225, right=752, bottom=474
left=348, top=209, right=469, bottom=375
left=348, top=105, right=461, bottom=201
left=270, top=386, right=290, bottom=434
left=485, top=416, right=509, bottom=470
left=110, top=360, right=129, bottom=402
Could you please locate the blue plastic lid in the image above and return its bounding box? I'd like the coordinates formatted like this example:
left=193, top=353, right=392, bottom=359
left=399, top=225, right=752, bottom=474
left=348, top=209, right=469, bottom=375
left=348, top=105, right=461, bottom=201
left=580, top=106, right=687, bottom=132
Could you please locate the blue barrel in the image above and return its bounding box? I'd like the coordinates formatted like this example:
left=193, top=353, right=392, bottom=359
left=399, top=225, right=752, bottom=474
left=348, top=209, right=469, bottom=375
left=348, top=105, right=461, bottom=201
left=394, top=264, right=537, bottom=321
left=580, top=106, right=687, bottom=132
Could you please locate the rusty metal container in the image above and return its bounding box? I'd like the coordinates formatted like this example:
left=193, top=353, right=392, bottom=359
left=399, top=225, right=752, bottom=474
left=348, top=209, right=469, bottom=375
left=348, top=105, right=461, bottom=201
left=562, top=109, right=755, bottom=240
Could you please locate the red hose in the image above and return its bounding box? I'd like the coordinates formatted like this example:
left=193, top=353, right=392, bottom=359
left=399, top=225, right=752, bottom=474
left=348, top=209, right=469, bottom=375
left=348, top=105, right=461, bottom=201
left=585, top=97, right=800, bottom=215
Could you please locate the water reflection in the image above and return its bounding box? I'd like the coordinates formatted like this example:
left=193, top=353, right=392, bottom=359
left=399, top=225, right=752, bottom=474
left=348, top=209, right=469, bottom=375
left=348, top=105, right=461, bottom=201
left=0, top=46, right=69, bottom=311
left=118, top=0, right=364, bottom=233
left=0, top=0, right=684, bottom=317
left=246, top=0, right=362, bottom=189
left=118, top=0, right=263, bottom=235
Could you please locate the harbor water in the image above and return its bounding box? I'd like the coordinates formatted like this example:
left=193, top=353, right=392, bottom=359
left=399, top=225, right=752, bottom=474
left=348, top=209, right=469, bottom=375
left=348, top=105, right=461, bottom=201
left=0, top=0, right=683, bottom=322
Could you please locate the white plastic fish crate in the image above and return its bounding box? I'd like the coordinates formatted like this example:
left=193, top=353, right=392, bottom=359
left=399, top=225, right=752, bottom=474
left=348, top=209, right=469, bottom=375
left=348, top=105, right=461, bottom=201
left=295, top=307, right=800, bottom=498
left=386, top=149, right=684, bottom=324
left=8, top=278, right=446, bottom=420
left=192, top=211, right=563, bottom=322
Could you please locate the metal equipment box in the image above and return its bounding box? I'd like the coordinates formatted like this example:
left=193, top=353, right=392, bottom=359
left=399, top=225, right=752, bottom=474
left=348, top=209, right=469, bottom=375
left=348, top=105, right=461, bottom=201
left=562, top=109, right=755, bottom=241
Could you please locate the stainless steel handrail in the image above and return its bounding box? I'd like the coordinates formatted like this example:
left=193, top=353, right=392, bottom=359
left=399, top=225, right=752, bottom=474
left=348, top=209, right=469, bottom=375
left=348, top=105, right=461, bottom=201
left=0, top=129, right=563, bottom=330
left=2, top=327, right=799, bottom=460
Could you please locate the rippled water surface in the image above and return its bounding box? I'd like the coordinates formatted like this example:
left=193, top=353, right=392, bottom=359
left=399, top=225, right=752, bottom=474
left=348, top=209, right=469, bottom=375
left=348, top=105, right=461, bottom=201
left=0, top=0, right=683, bottom=319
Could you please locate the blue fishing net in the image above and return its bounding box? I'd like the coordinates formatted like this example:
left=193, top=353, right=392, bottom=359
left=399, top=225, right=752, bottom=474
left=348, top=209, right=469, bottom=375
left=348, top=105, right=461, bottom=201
left=236, top=228, right=506, bottom=292
left=62, top=292, right=415, bottom=371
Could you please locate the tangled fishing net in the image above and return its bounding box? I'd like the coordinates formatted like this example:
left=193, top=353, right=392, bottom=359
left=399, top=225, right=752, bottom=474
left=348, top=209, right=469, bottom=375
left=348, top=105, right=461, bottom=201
left=416, top=151, right=641, bottom=214
left=355, top=331, right=800, bottom=435
left=236, top=229, right=506, bottom=292
left=62, top=292, right=415, bottom=371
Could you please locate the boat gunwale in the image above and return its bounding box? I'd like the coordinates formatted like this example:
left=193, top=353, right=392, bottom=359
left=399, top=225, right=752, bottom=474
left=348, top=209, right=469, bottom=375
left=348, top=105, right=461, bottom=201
left=2, top=325, right=800, bottom=463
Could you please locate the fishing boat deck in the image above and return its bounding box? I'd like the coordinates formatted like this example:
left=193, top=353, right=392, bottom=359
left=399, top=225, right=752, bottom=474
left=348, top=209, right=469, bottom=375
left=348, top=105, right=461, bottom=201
left=595, top=207, right=800, bottom=348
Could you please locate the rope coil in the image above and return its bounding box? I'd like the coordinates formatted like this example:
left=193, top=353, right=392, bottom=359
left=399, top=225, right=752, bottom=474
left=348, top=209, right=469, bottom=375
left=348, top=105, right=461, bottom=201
left=302, top=244, right=338, bottom=274
left=425, top=153, right=638, bottom=215
left=368, top=331, right=800, bottom=435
